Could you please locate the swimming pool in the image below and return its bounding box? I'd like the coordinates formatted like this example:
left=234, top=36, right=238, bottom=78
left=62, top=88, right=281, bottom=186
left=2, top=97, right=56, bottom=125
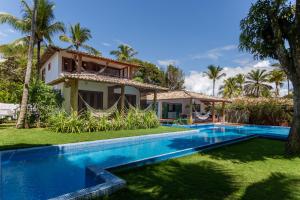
left=0, top=124, right=290, bottom=199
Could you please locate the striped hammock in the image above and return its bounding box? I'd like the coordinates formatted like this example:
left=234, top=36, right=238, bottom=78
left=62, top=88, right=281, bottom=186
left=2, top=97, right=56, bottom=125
left=79, top=94, right=120, bottom=118
left=125, top=97, right=155, bottom=112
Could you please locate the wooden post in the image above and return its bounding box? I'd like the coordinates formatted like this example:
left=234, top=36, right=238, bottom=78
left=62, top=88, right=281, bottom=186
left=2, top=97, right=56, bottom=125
left=153, top=90, right=157, bottom=110
left=189, top=98, right=193, bottom=124
left=212, top=101, right=215, bottom=123
left=222, top=102, right=225, bottom=123
left=120, top=85, right=125, bottom=115
left=77, top=54, right=82, bottom=73
left=70, top=79, right=78, bottom=113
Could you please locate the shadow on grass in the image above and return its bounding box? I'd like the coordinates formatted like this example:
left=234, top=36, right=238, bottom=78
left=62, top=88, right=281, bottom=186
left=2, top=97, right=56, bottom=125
left=205, top=138, right=289, bottom=163
left=241, top=173, right=300, bottom=200
left=106, top=160, right=239, bottom=200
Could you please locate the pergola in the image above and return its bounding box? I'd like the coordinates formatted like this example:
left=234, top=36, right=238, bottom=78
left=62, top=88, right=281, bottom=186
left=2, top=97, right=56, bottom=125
left=145, top=90, right=232, bottom=124
left=49, top=73, right=168, bottom=113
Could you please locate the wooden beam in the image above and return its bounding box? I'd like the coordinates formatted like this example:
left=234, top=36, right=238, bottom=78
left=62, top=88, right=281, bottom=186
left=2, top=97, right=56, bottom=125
left=188, top=98, right=193, bottom=124
left=222, top=102, right=225, bottom=123
left=120, top=85, right=125, bottom=115
left=70, top=79, right=78, bottom=113
left=212, top=102, right=215, bottom=123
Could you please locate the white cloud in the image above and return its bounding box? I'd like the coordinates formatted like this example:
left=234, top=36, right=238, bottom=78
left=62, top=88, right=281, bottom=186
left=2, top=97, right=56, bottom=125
left=191, top=45, right=237, bottom=60
left=6, top=29, right=15, bottom=33
left=157, top=59, right=179, bottom=67
left=0, top=31, right=7, bottom=38
left=101, top=42, right=111, bottom=47
left=184, top=60, right=277, bottom=96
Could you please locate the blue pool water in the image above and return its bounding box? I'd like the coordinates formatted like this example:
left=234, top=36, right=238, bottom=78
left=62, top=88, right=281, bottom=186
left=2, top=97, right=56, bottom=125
left=0, top=124, right=290, bottom=200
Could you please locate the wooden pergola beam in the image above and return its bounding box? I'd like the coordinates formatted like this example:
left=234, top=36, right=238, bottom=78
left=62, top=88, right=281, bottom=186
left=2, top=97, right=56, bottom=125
left=120, top=85, right=125, bottom=115
left=212, top=101, right=216, bottom=123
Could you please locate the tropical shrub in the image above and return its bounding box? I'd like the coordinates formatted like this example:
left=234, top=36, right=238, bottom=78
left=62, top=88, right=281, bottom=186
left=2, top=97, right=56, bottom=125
left=27, top=80, right=63, bottom=127
left=48, top=108, right=160, bottom=133
left=216, top=98, right=293, bottom=126
left=48, top=111, right=83, bottom=133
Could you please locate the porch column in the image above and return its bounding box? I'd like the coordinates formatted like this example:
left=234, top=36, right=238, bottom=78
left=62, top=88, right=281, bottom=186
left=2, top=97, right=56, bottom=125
left=70, top=79, right=78, bottom=113
left=212, top=101, right=216, bottom=123
left=153, top=90, right=157, bottom=110
left=188, top=98, right=193, bottom=124
left=120, top=85, right=125, bottom=115
left=221, top=102, right=225, bottom=123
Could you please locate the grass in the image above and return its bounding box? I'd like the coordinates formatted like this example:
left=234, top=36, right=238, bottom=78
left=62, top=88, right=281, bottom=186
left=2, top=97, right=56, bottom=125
left=105, top=139, right=300, bottom=200
left=0, top=124, right=188, bottom=150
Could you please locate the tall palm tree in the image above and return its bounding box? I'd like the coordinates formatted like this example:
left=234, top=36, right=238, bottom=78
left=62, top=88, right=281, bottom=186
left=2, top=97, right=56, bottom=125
left=234, top=73, right=245, bottom=96
left=204, top=65, right=226, bottom=96
left=244, top=69, right=272, bottom=97
left=16, top=0, right=38, bottom=128
left=59, top=23, right=100, bottom=55
left=110, top=44, right=137, bottom=61
left=269, top=69, right=286, bottom=97
left=219, top=77, right=240, bottom=98
left=0, top=0, right=65, bottom=79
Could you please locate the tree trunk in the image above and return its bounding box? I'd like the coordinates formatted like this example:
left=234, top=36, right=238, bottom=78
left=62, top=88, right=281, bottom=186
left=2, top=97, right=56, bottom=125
left=36, top=40, right=41, bottom=80
left=16, top=0, right=37, bottom=129
left=287, top=80, right=290, bottom=95
left=285, top=80, right=300, bottom=154
left=213, top=79, right=215, bottom=96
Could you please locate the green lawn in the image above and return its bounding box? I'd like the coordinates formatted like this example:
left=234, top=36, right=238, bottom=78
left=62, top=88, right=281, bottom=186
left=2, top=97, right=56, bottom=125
left=106, top=139, right=300, bottom=200
left=0, top=124, right=188, bottom=150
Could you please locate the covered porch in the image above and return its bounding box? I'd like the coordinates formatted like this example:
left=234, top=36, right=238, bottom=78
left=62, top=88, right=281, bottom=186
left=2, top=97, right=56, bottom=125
left=49, top=73, right=168, bottom=113
left=144, top=90, right=232, bottom=124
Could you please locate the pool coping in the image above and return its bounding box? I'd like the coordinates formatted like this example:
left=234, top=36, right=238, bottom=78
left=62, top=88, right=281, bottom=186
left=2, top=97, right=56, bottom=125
left=0, top=129, right=198, bottom=155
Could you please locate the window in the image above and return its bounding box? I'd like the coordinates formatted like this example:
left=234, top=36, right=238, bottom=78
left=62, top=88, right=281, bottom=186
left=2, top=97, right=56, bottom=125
left=48, top=63, right=51, bottom=71
left=62, top=57, right=75, bottom=72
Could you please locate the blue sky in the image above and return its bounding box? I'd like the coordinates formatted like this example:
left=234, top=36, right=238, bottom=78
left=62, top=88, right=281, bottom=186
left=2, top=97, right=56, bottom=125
left=1, top=0, right=286, bottom=95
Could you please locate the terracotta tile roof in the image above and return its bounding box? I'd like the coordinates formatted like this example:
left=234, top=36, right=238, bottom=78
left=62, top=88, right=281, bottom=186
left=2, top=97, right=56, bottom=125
left=40, top=45, right=140, bottom=68
left=144, top=90, right=232, bottom=103
left=48, top=73, right=168, bottom=91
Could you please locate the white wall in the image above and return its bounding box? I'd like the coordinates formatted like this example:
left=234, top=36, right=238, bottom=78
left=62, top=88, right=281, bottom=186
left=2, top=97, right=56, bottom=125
left=41, top=52, right=61, bottom=84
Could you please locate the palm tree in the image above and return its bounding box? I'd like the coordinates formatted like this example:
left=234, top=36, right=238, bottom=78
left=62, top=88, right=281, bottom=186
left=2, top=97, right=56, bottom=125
left=219, top=77, right=240, bottom=98
left=234, top=73, right=245, bottom=96
left=59, top=23, right=100, bottom=55
left=110, top=44, right=137, bottom=61
left=269, top=69, right=286, bottom=97
left=16, top=0, right=38, bottom=128
left=272, top=63, right=291, bottom=95
left=244, top=69, right=272, bottom=97
left=0, top=0, right=64, bottom=79
left=204, top=65, right=226, bottom=96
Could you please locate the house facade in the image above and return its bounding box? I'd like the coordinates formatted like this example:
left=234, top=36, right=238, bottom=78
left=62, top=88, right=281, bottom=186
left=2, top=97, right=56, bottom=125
left=144, top=90, right=231, bottom=123
left=40, top=46, right=167, bottom=113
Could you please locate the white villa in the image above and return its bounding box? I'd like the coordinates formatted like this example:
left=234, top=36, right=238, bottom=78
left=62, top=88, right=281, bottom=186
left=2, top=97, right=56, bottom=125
left=40, top=46, right=167, bottom=113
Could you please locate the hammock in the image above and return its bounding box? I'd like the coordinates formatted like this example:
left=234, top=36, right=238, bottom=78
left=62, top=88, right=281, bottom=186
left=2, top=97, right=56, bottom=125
left=79, top=94, right=120, bottom=118
left=192, top=105, right=210, bottom=121
left=125, top=97, right=155, bottom=112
